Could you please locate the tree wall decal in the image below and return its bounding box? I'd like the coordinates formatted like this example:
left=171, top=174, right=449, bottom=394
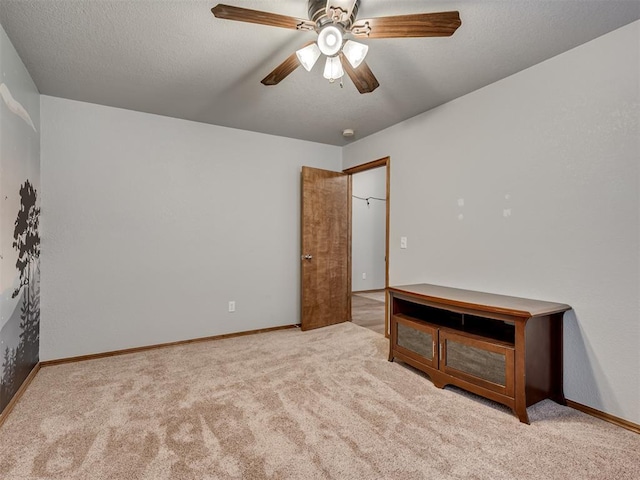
left=1, top=180, right=41, bottom=412
left=12, top=180, right=40, bottom=299
left=0, top=347, right=17, bottom=407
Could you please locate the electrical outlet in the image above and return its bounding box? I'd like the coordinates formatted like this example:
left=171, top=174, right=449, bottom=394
left=400, top=236, right=407, bottom=249
left=362, top=273, right=367, bottom=280
left=228, top=301, right=236, bottom=313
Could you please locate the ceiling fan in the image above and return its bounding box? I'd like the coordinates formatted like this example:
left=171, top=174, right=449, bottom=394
left=211, top=1, right=461, bottom=94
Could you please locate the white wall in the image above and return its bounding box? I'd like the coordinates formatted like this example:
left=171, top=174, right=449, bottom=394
left=343, top=22, right=640, bottom=424
left=40, top=96, right=341, bottom=360
left=352, top=167, right=386, bottom=291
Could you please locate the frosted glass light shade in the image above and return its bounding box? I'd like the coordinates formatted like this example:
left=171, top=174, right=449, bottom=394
left=296, top=43, right=321, bottom=72
left=317, top=25, right=343, bottom=56
left=342, top=40, right=368, bottom=68
left=323, top=56, right=344, bottom=81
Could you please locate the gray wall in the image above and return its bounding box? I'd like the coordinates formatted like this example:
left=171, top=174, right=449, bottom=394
left=351, top=167, right=386, bottom=291
left=343, top=22, right=640, bottom=424
left=40, top=96, right=341, bottom=360
left=0, top=24, right=41, bottom=413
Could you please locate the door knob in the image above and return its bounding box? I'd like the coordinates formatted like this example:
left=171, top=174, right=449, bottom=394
left=301, top=254, right=313, bottom=260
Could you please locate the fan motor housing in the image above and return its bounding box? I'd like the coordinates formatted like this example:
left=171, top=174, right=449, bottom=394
left=308, top=0, right=360, bottom=28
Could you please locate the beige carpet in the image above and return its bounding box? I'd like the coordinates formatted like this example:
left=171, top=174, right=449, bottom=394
left=1, top=323, right=638, bottom=480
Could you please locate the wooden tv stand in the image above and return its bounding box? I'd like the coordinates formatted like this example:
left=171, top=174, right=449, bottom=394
left=388, top=284, right=571, bottom=424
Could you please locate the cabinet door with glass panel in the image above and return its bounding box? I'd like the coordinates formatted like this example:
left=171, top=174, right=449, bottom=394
left=392, top=315, right=438, bottom=369
left=439, top=329, right=515, bottom=398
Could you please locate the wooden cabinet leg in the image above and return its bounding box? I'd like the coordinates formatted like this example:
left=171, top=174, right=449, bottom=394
left=431, top=379, right=446, bottom=389
left=514, top=407, right=530, bottom=424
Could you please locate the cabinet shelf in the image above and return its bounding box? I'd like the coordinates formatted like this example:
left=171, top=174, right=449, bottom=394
left=388, top=284, right=571, bottom=424
left=392, top=301, right=516, bottom=346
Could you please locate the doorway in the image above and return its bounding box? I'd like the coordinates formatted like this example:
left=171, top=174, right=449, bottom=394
left=343, top=157, right=390, bottom=337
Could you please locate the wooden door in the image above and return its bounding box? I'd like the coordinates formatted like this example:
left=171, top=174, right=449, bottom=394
left=301, top=166, right=350, bottom=330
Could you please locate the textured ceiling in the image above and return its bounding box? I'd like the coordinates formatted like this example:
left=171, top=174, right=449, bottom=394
left=1, top=0, right=639, bottom=146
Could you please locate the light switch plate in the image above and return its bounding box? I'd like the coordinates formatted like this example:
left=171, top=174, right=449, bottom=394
left=400, top=237, right=407, bottom=249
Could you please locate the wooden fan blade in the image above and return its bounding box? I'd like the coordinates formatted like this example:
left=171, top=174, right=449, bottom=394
left=262, top=41, right=316, bottom=86
left=212, top=4, right=315, bottom=31
left=351, top=11, right=461, bottom=39
left=260, top=55, right=298, bottom=86
left=339, top=54, right=379, bottom=94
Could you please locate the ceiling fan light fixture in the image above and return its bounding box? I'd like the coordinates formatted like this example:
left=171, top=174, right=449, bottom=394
left=212, top=2, right=461, bottom=94
left=342, top=40, right=368, bottom=68
left=296, top=43, right=322, bottom=72
left=323, top=55, right=344, bottom=82
left=317, top=25, right=343, bottom=56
